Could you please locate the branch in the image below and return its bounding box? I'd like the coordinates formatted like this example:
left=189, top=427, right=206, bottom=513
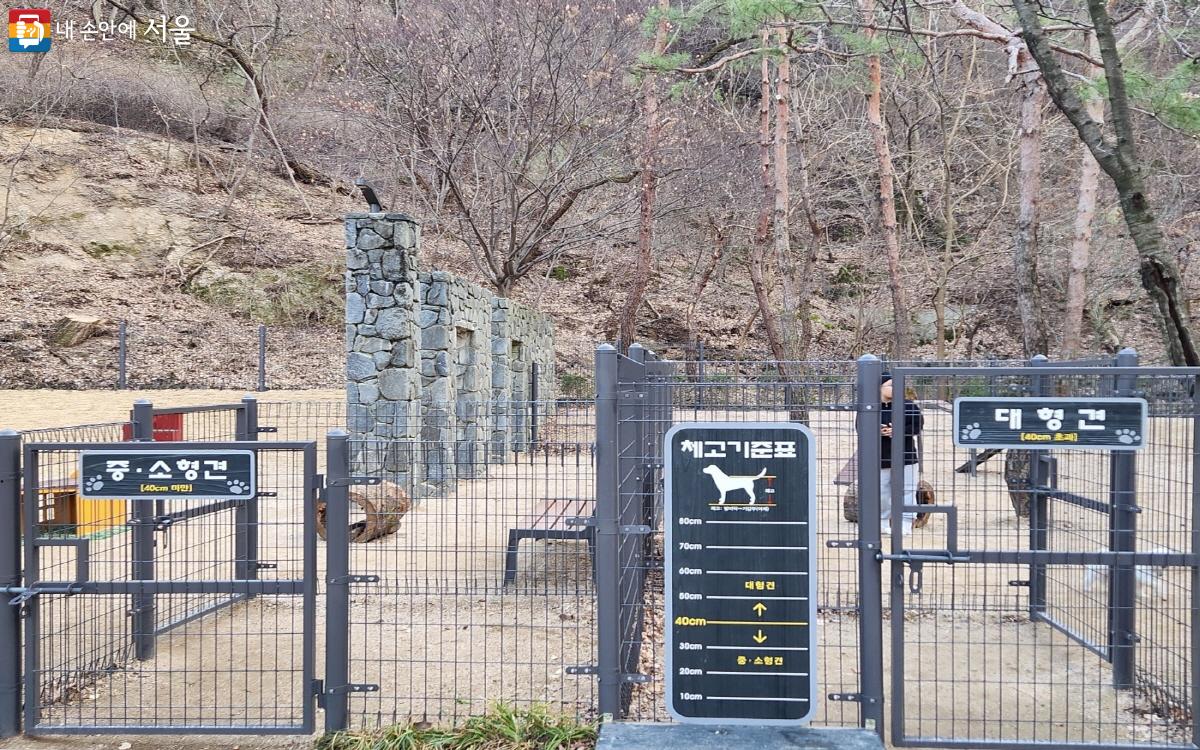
left=1012, top=0, right=1125, bottom=180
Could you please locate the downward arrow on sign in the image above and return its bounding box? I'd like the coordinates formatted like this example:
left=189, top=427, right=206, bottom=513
left=753, top=629, right=767, bottom=644
left=753, top=602, right=766, bottom=616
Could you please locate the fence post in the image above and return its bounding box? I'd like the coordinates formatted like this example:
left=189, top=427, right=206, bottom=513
left=594, top=344, right=621, bottom=718
left=130, top=400, right=156, bottom=661
left=1191, top=368, right=1200, bottom=749
left=1028, top=354, right=1051, bottom=619
left=1110, top=347, right=1139, bottom=689
left=118, top=320, right=128, bottom=389
left=694, top=338, right=705, bottom=414
left=235, top=397, right=260, bottom=589
left=0, top=429, right=21, bottom=738
left=258, top=325, right=268, bottom=392
left=324, top=429, right=352, bottom=732
left=530, top=362, right=540, bottom=447
left=855, top=355, right=885, bottom=736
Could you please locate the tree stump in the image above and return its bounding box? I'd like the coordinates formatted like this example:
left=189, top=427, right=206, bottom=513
left=1004, top=450, right=1034, bottom=517
left=316, top=480, right=411, bottom=543
left=48, top=314, right=106, bottom=347
left=841, top=480, right=935, bottom=527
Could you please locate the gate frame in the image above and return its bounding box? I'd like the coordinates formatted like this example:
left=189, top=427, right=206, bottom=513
left=874, top=359, right=1200, bottom=750
left=10, top=437, right=318, bottom=736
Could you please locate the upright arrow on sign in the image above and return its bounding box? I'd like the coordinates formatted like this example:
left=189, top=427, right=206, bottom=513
left=753, top=602, right=766, bottom=617
left=753, top=629, right=767, bottom=644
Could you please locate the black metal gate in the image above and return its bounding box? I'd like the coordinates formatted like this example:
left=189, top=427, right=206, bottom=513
left=9, top=436, right=317, bottom=734
left=866, top=356, right=1200, bottom=748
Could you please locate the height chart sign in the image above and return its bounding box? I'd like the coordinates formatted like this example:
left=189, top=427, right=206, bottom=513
left=664, top=422, right=817, bottom=725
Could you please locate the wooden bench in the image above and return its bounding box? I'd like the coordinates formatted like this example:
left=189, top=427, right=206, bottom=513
left=503, top=498, right=595, bottom=584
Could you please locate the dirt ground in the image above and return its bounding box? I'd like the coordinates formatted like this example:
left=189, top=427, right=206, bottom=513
left=5, top=393, right=1196, bottom=749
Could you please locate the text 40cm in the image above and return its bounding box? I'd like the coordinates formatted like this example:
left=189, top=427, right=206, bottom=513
left=674, top=616, right=707, bottom=626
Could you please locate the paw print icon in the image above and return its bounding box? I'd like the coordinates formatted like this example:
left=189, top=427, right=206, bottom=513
left=226, top=479, right=252, bottom=495
left=960, top=423, right=982, bottom=441
left=1115, top=428, right=1140, bottom=445
left=83, top=475, right=104, bottom=493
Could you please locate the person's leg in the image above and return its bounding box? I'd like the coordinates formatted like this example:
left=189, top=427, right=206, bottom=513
left=880, top=467, right=893, bottom=533
left=902, top=463, right=919, bottom=535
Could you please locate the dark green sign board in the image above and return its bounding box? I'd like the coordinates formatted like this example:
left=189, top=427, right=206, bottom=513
left=664, top=422, right=817, bottom=725
left=953, top=397, right=1147, bottom=450
left=79, top=450, right=256, bottom=500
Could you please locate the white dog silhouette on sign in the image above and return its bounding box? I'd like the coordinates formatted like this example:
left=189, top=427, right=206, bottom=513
left=703, top=464, right=768, bottom=504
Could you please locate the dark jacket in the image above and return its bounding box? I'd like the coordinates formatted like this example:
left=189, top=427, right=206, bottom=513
left=880, top=400, right=923, bottom=468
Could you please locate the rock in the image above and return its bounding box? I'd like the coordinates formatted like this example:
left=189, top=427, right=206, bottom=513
left=346, top=293, right=366, bottom=324
left=367, top=293, right=395, bottom=309
left=434, top=351, right=450, bottom=377
left=357, top=381, right=379, bottom=404
left=379, top=368, right=414, bottom=400
left=346, top=247, right=368, bottom=270
left=370, top=280, right=395, bottom=296
left=355, top=336, right=390, bottom=354
left=357, top=229, right=387, bottom=250
left=375, top=308, right=411, bottom=340
left=421, top=325, right=449, bottom=350
left=417, top=309, right=440, bottom=328
left=381, top=250, right=407, bottom=281
left=346, top=352, right=376, bottom=382
left=47, top=314, right=107, bottom=347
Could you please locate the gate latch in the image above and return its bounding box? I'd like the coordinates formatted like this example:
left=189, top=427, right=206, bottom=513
left=327, top=683, right=380, bottom=695
left=828, top=692, right=877, bottom=705
left=908, top=561, right=924, bottom=595
left=329, top=477, right=383, bottom=487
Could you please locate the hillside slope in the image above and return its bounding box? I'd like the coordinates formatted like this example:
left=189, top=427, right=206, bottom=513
left=0, top=120, right=1168, bottom=390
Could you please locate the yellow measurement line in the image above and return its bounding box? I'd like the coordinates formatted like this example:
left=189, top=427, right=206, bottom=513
left=705, top=620, right=809, bottom=626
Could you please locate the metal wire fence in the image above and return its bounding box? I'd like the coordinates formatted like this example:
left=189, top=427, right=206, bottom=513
left=5, top=349, right=1199, bottom=747
left=892, top=365, right=1196, bottom=747
left=314, top=399, right=600, bottom=729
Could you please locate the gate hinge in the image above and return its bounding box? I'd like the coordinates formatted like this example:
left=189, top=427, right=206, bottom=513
left=622, top=673, right=650, bottom=684
left=329, top=574, right=380, bottom=585
left=566, top=665, right=597, bottom=675
left=621, top=525, right=652, bottom=535
left=326, top=683, right=380, bottom=695
left=329, top=477, right=383, bottom=487
left=256, top=426, right=279, bottom=434
left=312, top=679, right=325, bottom=708
left=1009, top=579, right=1030, bottom=587
left=566, top=516, right=596, bottom=528
left=826, top=539, right=879, bottom=551
left=256, top=562, right=278, bottom=570
left=829, top=692, right=878, bottom=705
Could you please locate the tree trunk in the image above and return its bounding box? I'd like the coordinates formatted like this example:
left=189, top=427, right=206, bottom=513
left=1063, top=8, right=1153, bottom=358
left=1014, top=74, right=1049, bottom=356
left=1013, top=0, right=1199, bottom=365
left=1063, top=37, right=1104, bottom=359
left=616, top=0, right=669, bottom=353
left=48, top=314, right=107, bottom=347
left=316, top=481, right=411, bottom=543
left=686, top=220, right=727, bottom=345
left=751, top=28, right=790, bottom=367
left=772, top=28, right=800, bottom=364
left=860, top=0, right=911, bottom=358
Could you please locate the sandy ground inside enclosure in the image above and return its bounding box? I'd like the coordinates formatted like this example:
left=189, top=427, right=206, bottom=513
left=4, top=393, right=1197, bottom=749
left=0, top=390, right=342, bottom=432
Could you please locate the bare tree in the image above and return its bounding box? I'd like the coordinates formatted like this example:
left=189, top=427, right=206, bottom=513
left=1014, top=0, right=1199, bottom=365
left=861, top=0, right=913, bottom=357
left=1063, top=8, right=1155, bottom=357
left=618, top=0, right=671, bottom=352
left=358, top=0, right=639, bottom=295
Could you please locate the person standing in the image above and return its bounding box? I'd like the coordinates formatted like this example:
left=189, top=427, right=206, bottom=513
left=880, top=372, right=923, bottom=535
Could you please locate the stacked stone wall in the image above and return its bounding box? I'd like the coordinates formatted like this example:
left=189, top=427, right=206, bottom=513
left=344, top=211, right=555, bottom=489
